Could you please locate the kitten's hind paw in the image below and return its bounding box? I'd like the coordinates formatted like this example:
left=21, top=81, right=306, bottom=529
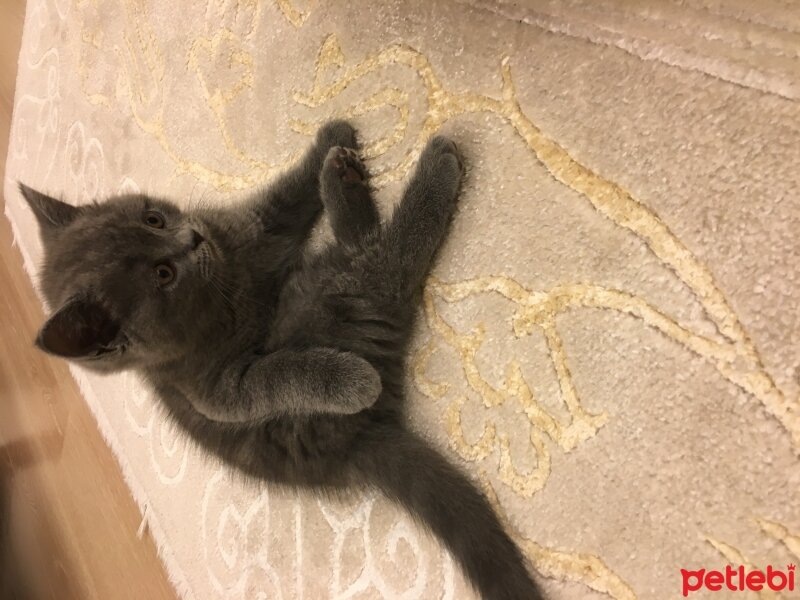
left=316, top=119, right=358, bottom=151
left=412, top=135, right=464, bottom=205
left=421, top=135, right=464, bottom=174
left=323, top=146, right=367, bottom=184
left=320, top=146, right=380, bottom=244
left=326, top=353, right=382, bottom=413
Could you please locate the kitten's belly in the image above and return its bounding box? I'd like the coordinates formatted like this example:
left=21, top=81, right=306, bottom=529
left=154, top=377, right=364, bottom=485
left=270, top=262, right=412, bottom=364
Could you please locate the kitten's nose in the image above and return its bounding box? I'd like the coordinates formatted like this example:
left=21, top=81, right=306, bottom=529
left=190, top=229, right=205, bottom=250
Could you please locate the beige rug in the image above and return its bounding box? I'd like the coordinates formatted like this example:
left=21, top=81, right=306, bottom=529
left=5, top=1, right=800, bottom=598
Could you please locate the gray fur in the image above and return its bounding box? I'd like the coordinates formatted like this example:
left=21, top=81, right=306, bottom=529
left=21, top=121, right=543, bottom=600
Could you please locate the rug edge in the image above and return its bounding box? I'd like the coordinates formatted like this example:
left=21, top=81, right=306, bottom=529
left=3, top=191, right=197, bottom=600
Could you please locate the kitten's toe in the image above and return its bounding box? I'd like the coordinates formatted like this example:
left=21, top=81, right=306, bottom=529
left=328, top=353, right=382, bottom=413
left=422, top=135, right=465, bottom=174
left=350, top=361, right=382, bottom=411
left=427, top=135, right=457, bottom=154
left=414, top=135, right=464, bottom=203
left=317, top=119, right=358, bottom=150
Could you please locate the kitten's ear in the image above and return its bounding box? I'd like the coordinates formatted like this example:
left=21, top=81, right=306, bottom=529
left=36, top=298, right=121, bottom=359
left=19, top=183, right=81, bottom=230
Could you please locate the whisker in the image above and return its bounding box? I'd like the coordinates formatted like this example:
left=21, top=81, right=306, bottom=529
left=211, top=274, right=269, bottom=310
left=187, top=179, right=201, bottom=210
left=209, top=276, right=266, bottom=318
left=208, top=277, right=236, bottom=314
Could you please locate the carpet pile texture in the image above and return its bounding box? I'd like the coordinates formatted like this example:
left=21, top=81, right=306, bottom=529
left=5, top=1, right=799, bottom=598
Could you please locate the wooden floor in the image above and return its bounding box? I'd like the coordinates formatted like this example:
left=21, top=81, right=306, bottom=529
left=0, top=2, right=179, bottom=599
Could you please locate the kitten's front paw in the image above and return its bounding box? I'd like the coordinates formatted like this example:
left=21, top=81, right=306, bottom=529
left=327, top=353, right=382, bottom=413
left=348, top=357, right=382, bottom=411
left=323, top=146, right=366, bottom=185
left=316, top=119, right=358, bottom=151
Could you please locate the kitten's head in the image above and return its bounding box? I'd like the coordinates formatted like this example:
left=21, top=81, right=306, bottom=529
left=20, top=184, right=222, bottom=373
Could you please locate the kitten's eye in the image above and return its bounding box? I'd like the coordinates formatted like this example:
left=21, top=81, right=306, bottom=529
left=143, top=210, right=165, bottom=228
left=154, top=263, right=176, bottom=286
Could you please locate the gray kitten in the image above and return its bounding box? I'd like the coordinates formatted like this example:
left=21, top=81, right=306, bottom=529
left=21, top=120, right=543, bottom=600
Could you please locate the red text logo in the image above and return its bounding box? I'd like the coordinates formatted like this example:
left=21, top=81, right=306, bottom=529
left=681, top=565, right=796, bottom=596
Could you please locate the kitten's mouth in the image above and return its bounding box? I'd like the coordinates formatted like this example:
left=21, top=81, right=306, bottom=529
left=187, top=223, right=219, bottom=281
left=86, top=344, right=124, bottom=359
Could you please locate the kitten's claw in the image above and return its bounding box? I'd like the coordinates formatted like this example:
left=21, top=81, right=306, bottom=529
left=324, top=146, right=366, bottom=184
left=320, top=145, right=380, bottom=244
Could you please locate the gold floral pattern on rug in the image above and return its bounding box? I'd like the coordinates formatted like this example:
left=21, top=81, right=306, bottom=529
left=7, top=0, right=797, bottom=598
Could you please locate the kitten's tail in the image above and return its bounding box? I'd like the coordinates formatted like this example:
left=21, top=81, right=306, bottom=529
left=353, top=424, right=544, bottom=600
